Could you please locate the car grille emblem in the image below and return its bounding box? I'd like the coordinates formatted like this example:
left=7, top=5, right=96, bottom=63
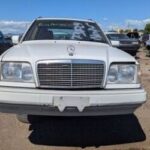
left=67, top=45, right=75, bottom=56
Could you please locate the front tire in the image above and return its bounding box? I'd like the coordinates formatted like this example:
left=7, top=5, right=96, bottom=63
left=147, top=46, right=150, bottom=50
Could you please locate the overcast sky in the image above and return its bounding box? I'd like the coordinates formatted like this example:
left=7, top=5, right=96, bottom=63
left=0, top=0, right=150, bottom=34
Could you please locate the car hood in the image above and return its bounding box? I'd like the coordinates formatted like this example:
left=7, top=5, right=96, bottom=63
left=1, top=40, right=136, bottom=65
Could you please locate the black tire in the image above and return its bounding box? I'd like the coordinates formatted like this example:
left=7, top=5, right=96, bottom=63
left=16, top=114, right=29, bottom=123
left=129, top=51, right=137, bottom=57
left=147, top=46, right=150, bottom=50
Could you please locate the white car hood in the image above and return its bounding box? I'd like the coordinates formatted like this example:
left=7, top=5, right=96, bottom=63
left=2, top=40, right=136, bottom=64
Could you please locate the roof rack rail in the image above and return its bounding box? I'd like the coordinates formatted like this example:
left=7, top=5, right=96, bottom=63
left=37, top=16, right=43, bottom=19
left=88, top=19, right=95, bottom=23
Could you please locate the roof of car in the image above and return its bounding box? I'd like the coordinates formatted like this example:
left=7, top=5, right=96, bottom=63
left=36, top=17, right=95, bottom=23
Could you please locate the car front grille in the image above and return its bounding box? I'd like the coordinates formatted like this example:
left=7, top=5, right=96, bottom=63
left=37, top=60, right=105, bottom=89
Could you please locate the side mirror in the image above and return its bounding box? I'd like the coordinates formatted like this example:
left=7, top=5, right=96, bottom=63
left=11, top=35, right=20, bottom=45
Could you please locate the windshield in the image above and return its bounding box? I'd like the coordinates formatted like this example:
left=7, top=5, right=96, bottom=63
left=23, top=20, right=108, bottom=43
left=107, top=34, right=129, bottom=40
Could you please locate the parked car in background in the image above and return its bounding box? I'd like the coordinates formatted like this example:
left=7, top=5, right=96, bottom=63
left=127, top=30, right=140, bottom=40
left=106, top=32, right=140, bottom=56
left=4, top=35, right=13, bottom=45
left=140, top=34, right=150, bottom=46
left=0, top=31, right=13, bottom=55
left=146, top=40, right=150, bottom=49
left=0, top=18, right=146, bottom=123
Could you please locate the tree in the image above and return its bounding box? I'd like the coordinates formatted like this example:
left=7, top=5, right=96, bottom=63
left=124, top=29, right=131, bottom=33
left=144, top=23, right=150, bottom=34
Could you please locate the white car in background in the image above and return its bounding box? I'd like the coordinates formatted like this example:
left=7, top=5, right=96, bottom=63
left=0, top=18, right=146, bottom=123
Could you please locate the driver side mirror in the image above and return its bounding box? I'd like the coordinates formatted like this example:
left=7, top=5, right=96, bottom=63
left=11, top=35, right=21, bottom=45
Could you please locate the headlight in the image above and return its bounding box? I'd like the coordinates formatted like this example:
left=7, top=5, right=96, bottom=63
left=107, top=64, right=139, bottom=84
left=1, top=62, right=34, bottom=82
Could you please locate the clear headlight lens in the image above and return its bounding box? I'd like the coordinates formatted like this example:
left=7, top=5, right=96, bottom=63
left=1, top=62, right=34, bottom=82
left=107, top=64, right=139, bottom=84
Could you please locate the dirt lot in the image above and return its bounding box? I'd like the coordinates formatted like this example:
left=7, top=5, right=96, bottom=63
left=0, top=48, right=150, bottom=150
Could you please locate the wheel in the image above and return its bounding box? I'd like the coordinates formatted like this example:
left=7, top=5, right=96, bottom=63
left=147, top=46, right=150, bottom=50
left=129, top=51, right=137, bottom=57
left=16, top=114, right=29, bottom=123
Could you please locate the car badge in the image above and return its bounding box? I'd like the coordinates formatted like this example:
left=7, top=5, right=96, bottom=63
left=67, top=45, right=75, bottom=56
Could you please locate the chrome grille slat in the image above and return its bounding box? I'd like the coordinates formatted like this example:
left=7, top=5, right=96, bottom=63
left=39, top=79, right=102, bottom=81
left=37, top=60, right=105, bottom=89
left=38, top=74, right=104, bottom=75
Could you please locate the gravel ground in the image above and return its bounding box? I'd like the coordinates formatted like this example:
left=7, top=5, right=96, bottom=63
left=0, top=48, right=150, bottom=150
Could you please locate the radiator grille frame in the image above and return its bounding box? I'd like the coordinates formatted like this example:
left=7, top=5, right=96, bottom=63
left=37, top=59, right=105, bottom=89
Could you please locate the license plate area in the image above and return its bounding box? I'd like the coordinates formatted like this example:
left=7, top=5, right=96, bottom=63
left=53, top=96, right=89, bottom=112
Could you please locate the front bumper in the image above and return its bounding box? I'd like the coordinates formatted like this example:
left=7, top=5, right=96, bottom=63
left=0, top=87, right=146, bottom=116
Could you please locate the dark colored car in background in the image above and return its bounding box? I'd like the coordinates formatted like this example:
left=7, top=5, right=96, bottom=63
left=0, top=31, right=13, bottom=55
left=139, top=34, right=150, bottom=46
left=127, top=30, right=140, bottom=40
left=106, top=32, right=140, bottom=56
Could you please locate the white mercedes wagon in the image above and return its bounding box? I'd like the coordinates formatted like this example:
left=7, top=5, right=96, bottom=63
left=0, top=18, right=146, bottom=122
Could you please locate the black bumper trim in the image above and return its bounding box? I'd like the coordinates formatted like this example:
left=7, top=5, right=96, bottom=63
left=0, top=103, right=142, bottom=116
